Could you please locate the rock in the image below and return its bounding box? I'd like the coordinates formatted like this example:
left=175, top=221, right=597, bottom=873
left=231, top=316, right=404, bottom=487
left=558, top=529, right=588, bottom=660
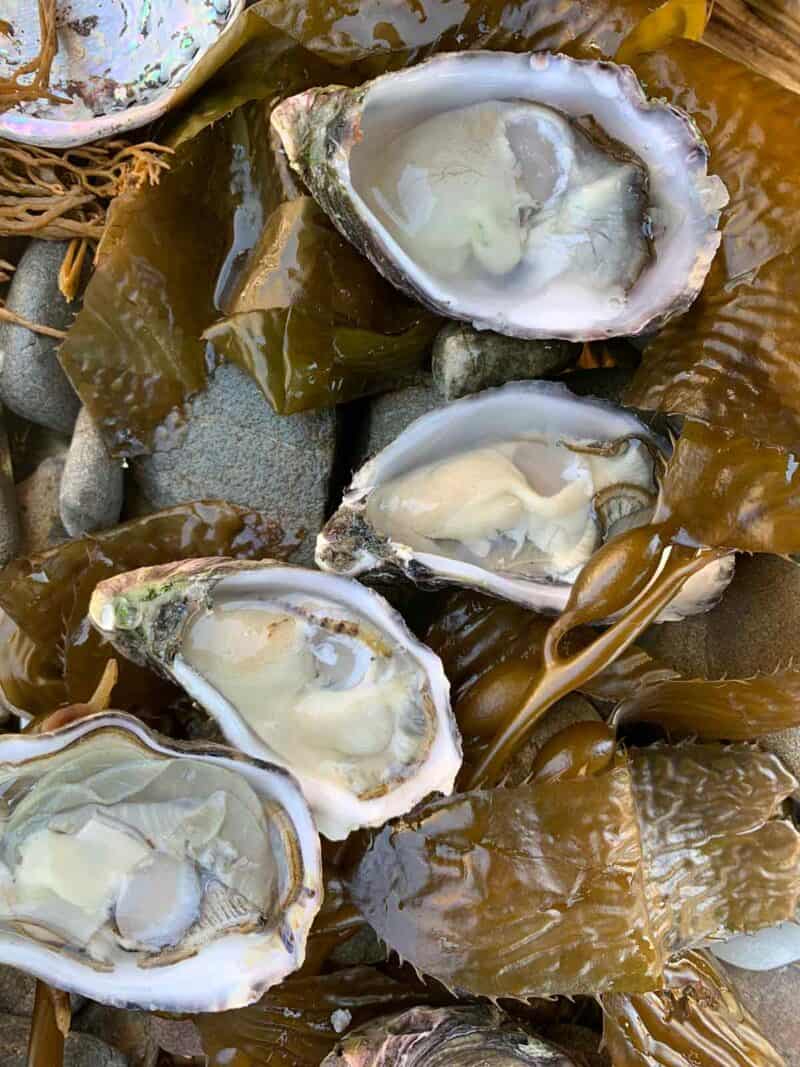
left=0, top=240, right=82, bottom=434
left=713, top=921, right=800, bottom=971
left=329, top=924, right=386, bottom=968
left=721, top=963, right=800, bottom=1067
left=0, top=1013, right=127, bottom=1067
left=640, top=554, right=800, bottom=780
left=16, top=454, right=68, bottom=555
left=432, top=323, right=578, bottom=401
left=149, top=1016, right=204, bottom=1059
left=0, top=406, right=20, bottom=565
left=59, top=407, right=124, bottom=536
left=132, top=364, right=335, bottom=565
left=355, top=375, right=438, bottom=466
left=73, top=1003, right=156, bottom=1067
left=0, top=965, right=36, bottom=1016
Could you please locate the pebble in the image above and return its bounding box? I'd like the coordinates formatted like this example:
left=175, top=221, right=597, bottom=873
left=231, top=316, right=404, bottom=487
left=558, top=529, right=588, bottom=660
left=713, top=921, right=800, bottom=971
left=74, top=1003, right=157, bottom=1067
left=0, top=965, right=36, bottom=1016
left=16, top=454, right=69, bottom=555
left=0, top=1013, right=127, bottom=1067
left=722, top=963, right=800, bottom=1066
left=0, top=406, right=20, bottom=565
left=640, top=553, right=800, bottom=781
left=354, top=374, right=438, bottom=466
left=431, top=323, right=579, bottom=401
left=0, top=240, right=82, bottom=434
left=149, top=1016, right=204, bottom=1059
left=59, top=407, right=124, bottom=537
left=132, top=364, right=336, bottom=565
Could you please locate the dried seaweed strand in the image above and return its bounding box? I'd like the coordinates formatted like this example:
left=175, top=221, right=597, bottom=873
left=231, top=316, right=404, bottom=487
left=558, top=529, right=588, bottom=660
left=0, top=0, right=64, bottom=114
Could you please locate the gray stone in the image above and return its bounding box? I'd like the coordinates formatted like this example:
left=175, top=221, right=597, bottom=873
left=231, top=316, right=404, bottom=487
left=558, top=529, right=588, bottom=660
left=132, top=364, right=336, bottom=565
left=432, top=323, right=579, bottom=401
left=73, top=1003, right=156, bottom=1067
left=60, top=407, right=124, bottom=537
left=0, top=240, right=82, bottom=434
left=356, top=375, right=438, bottom=466
left=17, top=454, right=69, bottom=555
left=0, top=965, right=36, bottom=1016
left=149, top=1016, right=203, bottom=1059
left=0, top=407, right=20, bottom=565
left=0, top=1013, right=127, bottom=1067
left=640, top=553, right=800, bottom=781
left=722, top=963, right=800, bottom=1067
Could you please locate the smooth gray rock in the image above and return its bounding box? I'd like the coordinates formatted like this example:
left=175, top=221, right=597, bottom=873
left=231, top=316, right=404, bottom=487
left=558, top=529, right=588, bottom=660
left=355, top=375, right=438, bottom=467
left=74, top=1003, right=156, bottom=1067
left=0, top=1013, right=127, bottom=1067
left=722, top=963, right=800, bottom=1066
left=0, top=241, right=82, bottom=434
left=0, top=965, right=36, bottom=1016
left=149, top=1017, right=203, bottom=1059
left=17, top=453, right=69, bottom=555
left=432, top=323, right=579, bottom=401
left=0, top=407, right=20, bottom=565
left=60, top=407, right=124, bottom=537
left=133, top=364, right=335, bottom=565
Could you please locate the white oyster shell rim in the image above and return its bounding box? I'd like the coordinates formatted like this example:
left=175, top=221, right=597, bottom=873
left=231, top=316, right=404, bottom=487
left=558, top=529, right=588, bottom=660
left=315, top=380, right=735, bottom=623
left=0, top=711, right=322, bottom=1013
left=274, top=50, right=728, bottom=340
left=0, top=0, right=246, bottom=148
left=90, top=562, right=461, bottom=841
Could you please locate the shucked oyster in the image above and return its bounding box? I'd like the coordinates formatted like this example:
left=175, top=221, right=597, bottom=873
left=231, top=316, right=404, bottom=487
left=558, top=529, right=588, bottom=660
left=0, top=713, right=321, bottom=1012
left=317, top=382, right=734, bottom=621
left=322, top=1005, right=578, bottom=1066
left=271, top=51, right=728, bottom=341
left=89, top=560, right=460, bottom=840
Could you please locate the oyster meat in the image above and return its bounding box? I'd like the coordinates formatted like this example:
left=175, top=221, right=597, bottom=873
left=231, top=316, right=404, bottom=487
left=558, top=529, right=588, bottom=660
left=317, top=382, right=734, bottom=621
left=322, top=1005, right=579, bottom=1066
left=271, top=51, right=728, bottom=340
left=89, top=559, right=460, bottom=840
left=0, top=713, right=321, bottom=1012
left=0, top=0, right=246, bottom=147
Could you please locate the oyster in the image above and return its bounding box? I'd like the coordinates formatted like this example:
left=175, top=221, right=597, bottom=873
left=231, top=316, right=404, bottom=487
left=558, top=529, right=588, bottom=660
left=0, top=0, right=246, bottom=148
left=0, top=712, right=321, bottom=1012
left=88, top=559, right=460, bottom=840
left=317, top=382, right=734, bottom=621
left=322, top=1006, right=577, bottom=1066
left=271, top=51, right=728, bottom=341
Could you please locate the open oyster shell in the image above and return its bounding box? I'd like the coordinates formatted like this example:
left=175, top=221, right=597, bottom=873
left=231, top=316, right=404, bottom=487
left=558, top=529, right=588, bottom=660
left=322, top=1005, right=577, bottom=1066
left=0, top=712, right=321, bottom=1012
left=271, top=51, right=728, bottom=341
left=317, top=381, right=734, bottom=622
left=89, top=559, right=460, bottom=840
left=0, top=0, right=246, bottom=148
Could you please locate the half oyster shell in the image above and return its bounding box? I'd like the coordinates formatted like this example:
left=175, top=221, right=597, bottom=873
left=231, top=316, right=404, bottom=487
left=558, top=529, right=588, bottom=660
left=316, top=381, right=734, bottom=622
left=271, top=51, right=728, bottom=341
left=0, top=0, right=246, bottom=148
left=322, top=1005, right=578, bottom=1066
left=0, top=712, right=321, bottom=1012
left=89, top=559, right=460, bottom=840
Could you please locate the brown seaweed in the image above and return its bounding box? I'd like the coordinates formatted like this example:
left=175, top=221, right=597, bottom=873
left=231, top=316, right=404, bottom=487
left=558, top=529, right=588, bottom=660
left=0, top=501, right=297, bottom=721
left=349, top=743, right=799, bottom=999
left=601, top=950, right=785, bottom=1067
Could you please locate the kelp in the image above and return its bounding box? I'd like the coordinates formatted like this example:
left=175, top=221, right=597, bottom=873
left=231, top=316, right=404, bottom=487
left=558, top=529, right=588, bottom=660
left=704, top=0, right=800, bottom=95
left=601, top=950, right=785, bottom=1067
left=195, top=966, right=444, bottom=1067
left=0, top=501, right=298, bottom=722
left=349, top=743, right=800, bottom=999
left=26, top=981, right=67, bottom=1067
left=612, top=669, right=800, bottom=739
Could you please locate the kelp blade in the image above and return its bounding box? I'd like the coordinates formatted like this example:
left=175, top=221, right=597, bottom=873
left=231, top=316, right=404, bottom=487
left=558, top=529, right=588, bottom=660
left=0, top=501, right=296, bottom=719
left=601, top=950, right=785, bottom=1067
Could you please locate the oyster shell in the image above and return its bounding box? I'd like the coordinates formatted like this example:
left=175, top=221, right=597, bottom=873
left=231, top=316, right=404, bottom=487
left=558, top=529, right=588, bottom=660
left=88, top=559, right=460, bottom=840
left=316, top=381, right=734, bottom=621
left=271, top=51, right=728, bottom=341
left=322, top=1005, right=578, bottom=1066
left=0, top=0, right=246, bottom=148
left=0, top=712, right=321, bottom=1012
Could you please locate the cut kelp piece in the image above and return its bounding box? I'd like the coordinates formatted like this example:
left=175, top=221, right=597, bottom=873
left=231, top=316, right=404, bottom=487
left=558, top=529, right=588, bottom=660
left=0, top=502, right=297, bottom=722
left=0, top=713, right=322, bottom=1012
left=321, top=1005, right=579, bottom=1067
left=272, top=52, right=726, bottom=340
left=89, top=558, right=460, bottom=840
left=611, top=670, right=800, bottom=739
left=601, top=950, right=785, bottom=1067
left=204, top=198, right=439, bottom=414
left=196, top=966, right=447, bottom=1066
left=350, top=745, right=800, bottom=998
